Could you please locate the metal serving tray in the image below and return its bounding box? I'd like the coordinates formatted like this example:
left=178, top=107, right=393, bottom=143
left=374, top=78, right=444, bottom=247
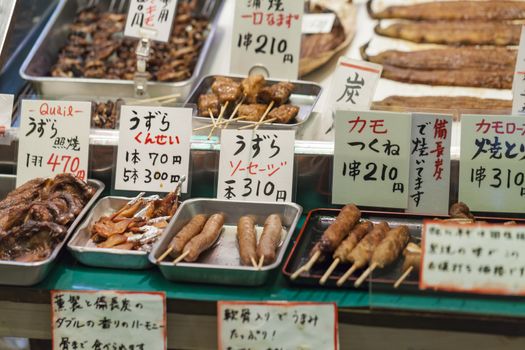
left=68, top=196, right=155, bottom=270
left=282, top=209, right=525, bottom=291
left=186, top=75, right=322, bottom=129
left=0, top=175, right=104, bottom=286
left=150, top=198, right=302, bottom=286
left=20, top=0, right=223, bottom=98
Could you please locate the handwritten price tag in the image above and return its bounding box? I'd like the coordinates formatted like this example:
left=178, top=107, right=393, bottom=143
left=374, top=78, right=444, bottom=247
left=408, top=113, right=452, bottom=215
left=459, top=114, right=525, bottom=213
left=115, top=105, right=192, bottom=193
left=421, top=222, right=525, bottom=296
left=329, top=57, right=382, bottom=111
left=512, top=26, right=525, bottom=115
left=332, top=110, right=411, bottom=208
left=124, top=0, right=178, bottom=42
left=217, top=301, right=338, bottom=350
left=0, top=94, right=13, bottom=145
left=17, top=100, right=90, bottom=186
left=230, top=0, right=303, bottom=79
left=51, top=290, right=166, bottom=350
left=302, top=13, right=336, bottom=34
left=217, top=129, right=295, bottom=203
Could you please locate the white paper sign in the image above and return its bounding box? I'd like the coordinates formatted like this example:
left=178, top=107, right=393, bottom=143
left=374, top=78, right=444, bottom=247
left=421, top=222, right=525, bottom=296
left=408, top=113, right=452, bottom=215
left=115, top=105, right=192, bottom=193
left=512, top=26, right=525, bottom=115
left=329, top=57, right=382, bottom=111
left=333, top=110, right=411, bottom=208
left=0, top=94, right=13, bottom=145
left=218, top=301, right=338, bottom=350
left=51, top=290, right=166, bottom=350
left=301, top=13, right=336, bottom=34
left=217, top=129, right=295, bottom=203
left=17, top=100, right=90, bottom=186
left=124, top=0, right=178, bottom=42
left=230, top=0, right=304, bottom=79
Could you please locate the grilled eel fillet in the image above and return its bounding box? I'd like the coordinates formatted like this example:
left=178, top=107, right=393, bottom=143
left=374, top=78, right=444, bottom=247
left=363, top=46, right=516, bottom=89
left=372, top=96, right=512, bottom=112
left=367, top=0, right=525, bottom=21
left=375, top=21, right=521, bottom=46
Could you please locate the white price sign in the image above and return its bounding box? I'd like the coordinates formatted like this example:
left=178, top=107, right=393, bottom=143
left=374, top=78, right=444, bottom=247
left=217, top=129, right=295, bottom=203
left=408, top=113, right=452, bottom=215
left=115, top=105, right=192, bottom=193
left=328, top=57, right=382, bottom=111
left=17, top=100, right=90, bottom=186
left=218, top=301, right=338, bottom=350
left=512, top=26, right=525, bottom=115
left=0, top=94, right=13, bottom=145
left=124, top=0, right=178, bottom=42
left=230, top=0, right=303, bottom=79
left=301, top=13, right=335, bottom=34
left=421, top=222, right=525, bottom=296
left=51, top=290, right=166, bottom=350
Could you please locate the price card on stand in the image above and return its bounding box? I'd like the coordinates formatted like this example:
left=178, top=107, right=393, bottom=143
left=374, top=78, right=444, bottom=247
left=420, top=222, right=525, bottom=296
left=217, top=129, right=295, bottom=203
left=459, top=115, right=525, bottom=213
left=230, top=0, right=303, bottom=79
left=217, top=301, right=338, bottom=350
left=0, top=94, right=13, bottom=145
left=16, top=100, right=90, bottom=186
left=124, top=0, right=178, bottom=42
left=115, top=105, right=192, bottom=193
left=408, top=113, right=452, bottom=215
left=51, top=290, right=166, bottom=350
left=328, top=57, right=382, bottom=111
left=512, top=26, right=525, bottom=115
left=332, top=110, right=411, bottom=208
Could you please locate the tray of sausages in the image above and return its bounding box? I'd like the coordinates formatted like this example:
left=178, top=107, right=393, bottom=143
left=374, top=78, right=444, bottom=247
left=283, top=204, right=523, bottom=290
left=186, top=74, right=322, bottom=130
left=150, top=198, right=302, bottom=286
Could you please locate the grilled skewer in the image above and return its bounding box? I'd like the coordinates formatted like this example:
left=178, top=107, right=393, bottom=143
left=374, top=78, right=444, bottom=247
left=394, top=242, right=421, bottom=288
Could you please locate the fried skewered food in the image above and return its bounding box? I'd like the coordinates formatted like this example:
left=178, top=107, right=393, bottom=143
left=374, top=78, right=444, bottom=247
left=394, top=242, right=421, bottom=288
left=372, top=96, right=512, bottom=112
left=156, top=214, right=208, bottom=262
left=354, top=225, right=410, bottom=287
left=336, top=221, right=390, bottom=287
left=238, top=104, right=268, bottom=122
left=375, top=21, right=521, bottom=47
left=267, top=105, right=299, bottom=124
left=257, top=214, right=283, bottom=267
left=320, top=221, right=373, bottom=285
left=211, top=77, right=242, bottom=104
left=449, top=202, right=475, bottom=221
left=367, top=1, right=525, bottom=21
left=176, top=213, right=225, bottom=263
left=198, top=94, right=220, bottom=118
left=237, top=216, right=258, bottom=267
left=241, top=74, right=266, bottom=104
left=258, top=82, right=295, bottom=105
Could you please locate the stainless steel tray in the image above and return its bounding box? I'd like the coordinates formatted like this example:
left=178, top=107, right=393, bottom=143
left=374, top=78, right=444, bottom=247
left=150, top=198, right=303, bottom=286
left=68, top=196, right=155, bottom=270
left=186, top=75, right=322, bottom=129
left=0, top=175, right=104, bottom=286
left=20, top=0, right=223, bottom=98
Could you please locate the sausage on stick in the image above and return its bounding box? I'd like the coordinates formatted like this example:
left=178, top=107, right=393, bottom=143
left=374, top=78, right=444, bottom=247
left=354, top=225, right=410, bottom=287
left=173, top=213, right=225, bottom=264
left=319, top=221, right=373, bottom=285
left=156, top=214, right=208, bottom=262
left=394, top=242, right=421, bottom=288
left=237, top=215, right=258, bottom=268
left=257, top=214, right=283, bottom=268
left=336, top=221, right=390, bottom=287
left=291, top=204, right=361, bottom=280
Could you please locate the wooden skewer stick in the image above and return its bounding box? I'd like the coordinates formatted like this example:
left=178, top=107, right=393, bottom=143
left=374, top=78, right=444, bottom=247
left=251, top=257, right=259, bottom=269
left=159, top=96, right=179, bottom=105
left=156, top=246, right=173, bottom=263
left=354, top=263, right=378, bottom=288
left=224, top=95, right=246, bottom=128
left=172, top=251, right=190, bottom=265
left=239, top=118, right=277, bottom=130
left=134, top=93, right=181, bottom=104
left=336, top=264, right=358, bottom=287
left=193, top=116, right=248, bottom=131
left=291, top=250, right=321, bottom=280
left=257, top=255, right=265, bottom=270
left=393, top=266, right=414, bottom=289
left=319, top=258, right=340, bottom=285
left=208, top=101, right=230, bottom=139
left=208, top=108, right=218, bottom=127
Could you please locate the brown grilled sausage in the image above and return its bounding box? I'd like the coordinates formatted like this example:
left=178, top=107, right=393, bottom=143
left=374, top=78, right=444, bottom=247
left=319, top=204, right=361, bottom=253
left=333, top=221, right=373, bottom=263
left=184, top=213, right=225, bottom=262
left=402, top=243, right=421, bottom=272
left=169, top=214, right=208, bottom=258
left=349, top=221, right=390, bottom=269
left=257, top=214, right=283, bottom=266
left=371, top=226, right=410, bottom=268
left=237, top=215, right=258, bottom=266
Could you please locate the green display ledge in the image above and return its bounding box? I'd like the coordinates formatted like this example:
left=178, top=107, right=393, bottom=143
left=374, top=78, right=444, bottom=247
left=30, top=217, right=525, bottom=319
